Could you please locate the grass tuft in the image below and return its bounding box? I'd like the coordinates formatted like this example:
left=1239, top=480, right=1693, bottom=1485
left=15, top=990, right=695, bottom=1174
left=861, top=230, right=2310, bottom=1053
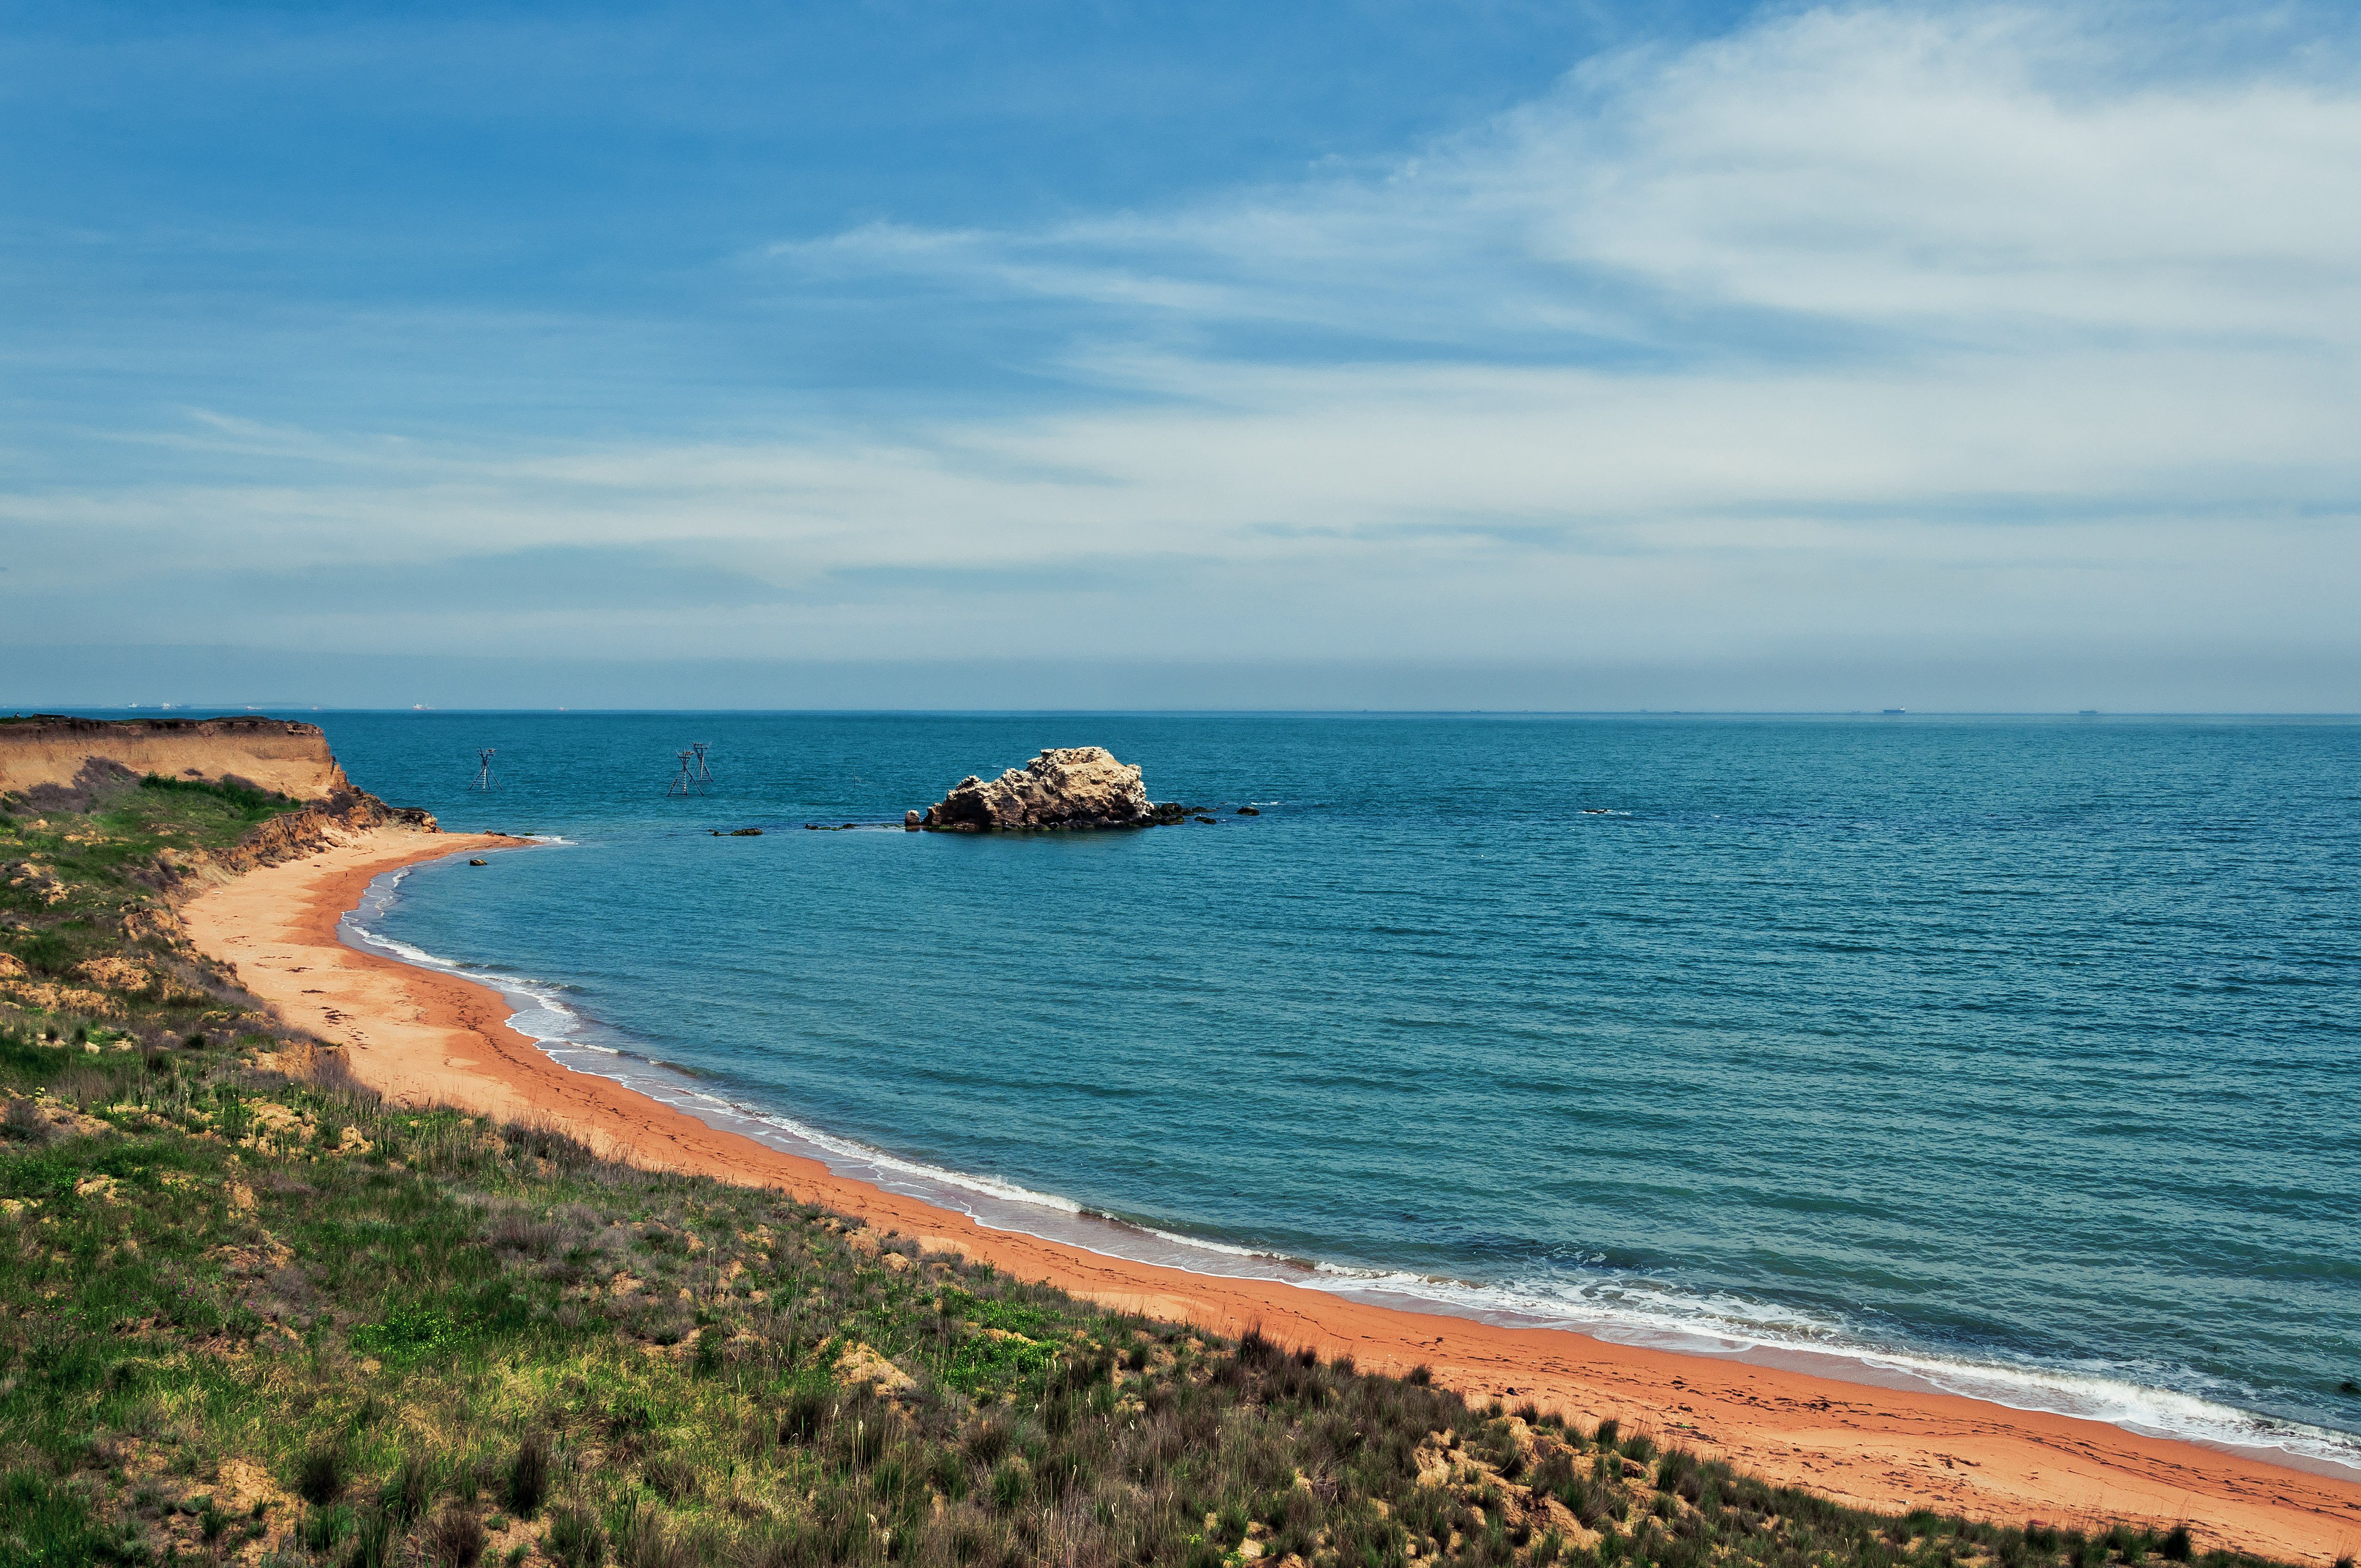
left=426, top=1501, right=486, bottom=1566
left=508, top=1432, right=551, bottom=1520
left=546, top=1504, right=608, bottom=1568
left=296, top=1438, right=347, bottom=1506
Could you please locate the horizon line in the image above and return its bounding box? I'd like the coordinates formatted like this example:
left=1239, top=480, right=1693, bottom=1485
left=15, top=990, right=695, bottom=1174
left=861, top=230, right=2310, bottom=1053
left=18, top=705, right=2361, bottom=721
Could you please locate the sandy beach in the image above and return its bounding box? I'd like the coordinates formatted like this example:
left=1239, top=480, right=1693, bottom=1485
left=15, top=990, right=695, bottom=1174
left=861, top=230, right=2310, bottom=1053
left=180, top=827, right=2361, bottom=1566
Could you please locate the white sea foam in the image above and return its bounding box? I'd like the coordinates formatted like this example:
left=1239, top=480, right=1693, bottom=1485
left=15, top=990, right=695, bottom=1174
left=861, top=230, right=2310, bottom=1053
left=345, top=927, right=438, bottom=969
left=1271, top=1261, right=2361, bottom=1472
left=1133, top=1225, right=1306, bottom=1265
left=686, top=1092, right=1088, bottom=1216
left=339, top=859, right=2361, bottom=1479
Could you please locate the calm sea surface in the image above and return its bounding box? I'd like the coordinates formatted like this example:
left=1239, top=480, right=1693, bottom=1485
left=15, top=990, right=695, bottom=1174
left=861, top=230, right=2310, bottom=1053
left=298, top=712, right=2358, bottom=1468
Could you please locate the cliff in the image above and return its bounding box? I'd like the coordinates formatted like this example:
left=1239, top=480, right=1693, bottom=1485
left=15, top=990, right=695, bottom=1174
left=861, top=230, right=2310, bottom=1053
left=195, top=788, right=439, bottom=879
left=0, top=714, right=351, bottom=805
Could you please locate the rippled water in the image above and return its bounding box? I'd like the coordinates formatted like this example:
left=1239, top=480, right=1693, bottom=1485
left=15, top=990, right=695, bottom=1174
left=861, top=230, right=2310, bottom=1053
left=304, top=712, right=2360, bottom=1468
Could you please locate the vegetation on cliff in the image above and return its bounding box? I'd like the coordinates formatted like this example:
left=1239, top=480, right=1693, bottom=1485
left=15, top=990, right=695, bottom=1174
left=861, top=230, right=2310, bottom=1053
left=0, top=774, right=311, bottom=1031
left=0, top=716, right=352, bottom=804
left=0, top=795, right=2290, bottom=1568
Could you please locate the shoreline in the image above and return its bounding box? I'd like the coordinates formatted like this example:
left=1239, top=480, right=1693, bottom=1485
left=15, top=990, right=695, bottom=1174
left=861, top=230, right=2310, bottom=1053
left=337, top=943, right=2361, bottom=1494
left=180, top=827, right=2361, bottom=1565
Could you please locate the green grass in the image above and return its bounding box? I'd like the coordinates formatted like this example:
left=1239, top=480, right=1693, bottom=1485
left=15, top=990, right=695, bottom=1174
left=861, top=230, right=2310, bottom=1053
left=0, top=767, right=311, bottom=1043
left=0, top=794, right=2302, bottom=1568
left=134, top=772, right=298, bottom=820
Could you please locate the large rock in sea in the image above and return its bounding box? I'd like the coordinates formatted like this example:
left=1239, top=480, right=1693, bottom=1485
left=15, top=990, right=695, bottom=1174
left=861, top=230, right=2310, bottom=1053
left=908, top=747, right=1188, bottom=832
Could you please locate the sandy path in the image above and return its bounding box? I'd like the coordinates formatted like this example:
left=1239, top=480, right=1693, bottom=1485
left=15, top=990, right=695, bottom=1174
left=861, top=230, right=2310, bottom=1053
left=180, top=828, right=2361, bottom=1565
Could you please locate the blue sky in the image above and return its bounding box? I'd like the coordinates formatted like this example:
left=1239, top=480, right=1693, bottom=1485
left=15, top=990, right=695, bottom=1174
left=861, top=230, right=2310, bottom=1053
left=4, top=0, right=2358, bottom=710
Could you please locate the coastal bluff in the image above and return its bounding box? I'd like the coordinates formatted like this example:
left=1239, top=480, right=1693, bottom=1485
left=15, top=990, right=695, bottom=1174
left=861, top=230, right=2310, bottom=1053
left=0, top=714, right=438, bottom=873
left=907, top=745, right=1190, bottom=831
left=1, top=713, right=351, bottom=804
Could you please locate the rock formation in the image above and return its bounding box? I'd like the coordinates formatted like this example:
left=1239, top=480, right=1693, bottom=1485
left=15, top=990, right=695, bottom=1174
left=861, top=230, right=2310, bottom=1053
left=907, top=747, right=1190, bottom=832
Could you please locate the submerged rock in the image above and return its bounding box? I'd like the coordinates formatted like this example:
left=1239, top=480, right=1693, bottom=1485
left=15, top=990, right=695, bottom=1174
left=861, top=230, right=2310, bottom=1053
left=912, top=746, right=1191, bottom=832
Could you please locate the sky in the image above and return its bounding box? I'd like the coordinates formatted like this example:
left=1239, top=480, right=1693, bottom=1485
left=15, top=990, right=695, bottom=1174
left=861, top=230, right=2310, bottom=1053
left=3, top=0, right=2358, bottom=711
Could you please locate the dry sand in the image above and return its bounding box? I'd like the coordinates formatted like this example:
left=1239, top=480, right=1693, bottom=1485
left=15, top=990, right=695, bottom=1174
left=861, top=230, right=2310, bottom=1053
left=179, top=827, right=2361, bottom=1565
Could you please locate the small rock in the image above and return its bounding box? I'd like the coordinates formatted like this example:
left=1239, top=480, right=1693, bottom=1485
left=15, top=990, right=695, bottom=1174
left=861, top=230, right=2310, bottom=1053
left=1236, top=805, right=1260, bottom=815
left=468, top=858, right=488, bottom=866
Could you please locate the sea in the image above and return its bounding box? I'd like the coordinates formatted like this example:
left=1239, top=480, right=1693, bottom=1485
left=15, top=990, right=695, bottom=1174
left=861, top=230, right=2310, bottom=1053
left=288, top=711, right=2357, bottom=1473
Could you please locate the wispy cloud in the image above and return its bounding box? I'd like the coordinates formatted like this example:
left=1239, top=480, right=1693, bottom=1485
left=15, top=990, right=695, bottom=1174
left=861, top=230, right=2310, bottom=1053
left=8, top=3, right=2360, bottom=704
left=789, top=6, right=2361, bottom=355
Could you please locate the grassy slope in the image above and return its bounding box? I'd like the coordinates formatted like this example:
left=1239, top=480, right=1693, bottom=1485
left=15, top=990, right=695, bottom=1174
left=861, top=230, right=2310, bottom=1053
left=1, top=773, right=303, bottom=1029
left=0, top=790, right=2288, bottom=1568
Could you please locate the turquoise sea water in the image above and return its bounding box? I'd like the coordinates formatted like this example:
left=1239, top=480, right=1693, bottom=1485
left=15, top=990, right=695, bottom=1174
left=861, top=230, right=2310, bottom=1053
left=303, top=712, right=2358, bottom=1469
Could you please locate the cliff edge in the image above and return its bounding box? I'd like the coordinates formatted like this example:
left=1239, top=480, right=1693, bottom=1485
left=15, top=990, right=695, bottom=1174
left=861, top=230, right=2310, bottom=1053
left=0, top=714, right=351, bottom=804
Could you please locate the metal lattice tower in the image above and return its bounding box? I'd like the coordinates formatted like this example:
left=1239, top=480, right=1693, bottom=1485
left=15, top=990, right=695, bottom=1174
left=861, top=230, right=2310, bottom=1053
left=667, top=749, right=695, bottom=796
left=690, top=742, right=715, bottom=787
left=471, top=749, right=496, bottom=791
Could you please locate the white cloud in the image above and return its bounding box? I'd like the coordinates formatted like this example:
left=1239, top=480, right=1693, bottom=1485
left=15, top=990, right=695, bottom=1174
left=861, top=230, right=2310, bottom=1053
left=11, top=3, right=2361, bottom=700
left=806, top=5, right=2361, bottom=352
left=1531, top=8, right=2361, bottom=342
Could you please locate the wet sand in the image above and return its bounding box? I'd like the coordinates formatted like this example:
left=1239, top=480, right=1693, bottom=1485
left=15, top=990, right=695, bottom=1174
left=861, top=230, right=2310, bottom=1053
left=179, top=828, right=2361, bottom=1565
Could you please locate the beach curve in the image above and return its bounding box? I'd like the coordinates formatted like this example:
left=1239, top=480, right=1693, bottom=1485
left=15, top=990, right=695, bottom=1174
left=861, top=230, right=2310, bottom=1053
left=178, top=825, right=2361, bottom=1566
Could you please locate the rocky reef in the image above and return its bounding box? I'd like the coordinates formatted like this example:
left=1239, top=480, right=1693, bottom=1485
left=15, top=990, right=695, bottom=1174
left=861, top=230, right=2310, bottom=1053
left=907, top=747, right=1192, bottom=832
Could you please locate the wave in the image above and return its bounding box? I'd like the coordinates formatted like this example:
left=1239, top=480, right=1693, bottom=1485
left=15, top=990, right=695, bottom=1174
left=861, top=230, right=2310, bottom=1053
left=1275, top=1262, right=2361, bottom=1473
left=654, top=1087, right=1089, bottom=1218
left=339, top=860, right=2361, bottom=1479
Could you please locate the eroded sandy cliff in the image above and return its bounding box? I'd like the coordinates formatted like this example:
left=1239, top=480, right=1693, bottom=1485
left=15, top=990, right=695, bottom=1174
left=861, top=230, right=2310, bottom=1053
left=0, top=715, right=350, bottom=804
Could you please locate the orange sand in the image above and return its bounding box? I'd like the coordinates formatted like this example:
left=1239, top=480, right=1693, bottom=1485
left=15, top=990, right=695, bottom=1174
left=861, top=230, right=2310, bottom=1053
left=180, top=829, right=2361, bottom=1565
